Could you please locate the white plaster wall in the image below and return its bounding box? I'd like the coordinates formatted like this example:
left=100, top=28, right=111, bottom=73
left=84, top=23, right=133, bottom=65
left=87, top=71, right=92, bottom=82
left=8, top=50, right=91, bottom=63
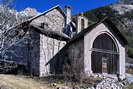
left=39, top=35, right=66, bottom=77
left=84, top=23, right=126, bottom=78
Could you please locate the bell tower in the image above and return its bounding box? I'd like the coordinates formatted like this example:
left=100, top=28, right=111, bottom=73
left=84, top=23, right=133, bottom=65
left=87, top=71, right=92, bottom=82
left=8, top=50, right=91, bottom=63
left=77, top=12, right=88, bottom=33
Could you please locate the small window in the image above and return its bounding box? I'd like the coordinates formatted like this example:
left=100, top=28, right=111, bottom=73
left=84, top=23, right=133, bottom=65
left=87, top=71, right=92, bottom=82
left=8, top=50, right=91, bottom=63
left=41, top=23, right=49, bottom=29
left=81, top=19, right=85, bottom=30
left=41, top=23, right=45, bottom=28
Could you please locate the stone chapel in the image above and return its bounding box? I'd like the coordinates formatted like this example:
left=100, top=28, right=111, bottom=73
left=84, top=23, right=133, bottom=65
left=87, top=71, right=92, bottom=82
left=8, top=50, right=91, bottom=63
left=7, top=5, right=127, bottom=79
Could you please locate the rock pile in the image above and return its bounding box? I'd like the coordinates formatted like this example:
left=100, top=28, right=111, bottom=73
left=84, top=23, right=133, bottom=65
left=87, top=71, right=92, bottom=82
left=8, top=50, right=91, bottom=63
left=95, top=77, right=126, bottom=89
left=87, top=73, right=126, bottom=89
left=50, top=74, right=129, bottom=89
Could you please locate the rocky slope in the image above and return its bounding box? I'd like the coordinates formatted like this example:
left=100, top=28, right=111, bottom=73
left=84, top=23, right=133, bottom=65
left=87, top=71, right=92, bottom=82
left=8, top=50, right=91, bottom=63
left=85, top=2, right=133, bottom=60
left=111, top=4, right=133, bottom=14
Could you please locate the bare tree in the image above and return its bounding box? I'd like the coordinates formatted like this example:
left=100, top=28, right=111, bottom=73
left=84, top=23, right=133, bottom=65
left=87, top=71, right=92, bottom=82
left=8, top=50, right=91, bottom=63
left=0, top=4, right=17, bottom=58
left=0, top=2, right=69, bottom=75
left=0, top=0, right=26, bottom=72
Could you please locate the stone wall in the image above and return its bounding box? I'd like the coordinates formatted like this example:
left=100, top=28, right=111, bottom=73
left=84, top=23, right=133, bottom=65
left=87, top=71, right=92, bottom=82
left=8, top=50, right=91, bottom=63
left=30, top=9, right=65, bottom=33
left=29, top=8, right=67, bottom=77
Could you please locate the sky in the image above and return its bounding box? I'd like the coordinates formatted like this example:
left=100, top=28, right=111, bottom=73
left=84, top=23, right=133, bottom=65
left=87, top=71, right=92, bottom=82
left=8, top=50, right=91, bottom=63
left=14, top=0, right=118, bottom=15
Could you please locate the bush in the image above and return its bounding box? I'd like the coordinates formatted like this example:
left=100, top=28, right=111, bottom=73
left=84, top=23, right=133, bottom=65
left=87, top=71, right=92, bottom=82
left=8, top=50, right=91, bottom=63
left=128, top=48, right=133, bottom=59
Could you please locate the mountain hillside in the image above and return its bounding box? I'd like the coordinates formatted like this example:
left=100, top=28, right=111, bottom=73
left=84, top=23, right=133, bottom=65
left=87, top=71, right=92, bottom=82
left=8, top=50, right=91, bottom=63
left=118, top=0, right=133, bottom=4
left=84, top=3, right=133, bottom=59
left=111, top=4, right=133, bottom=14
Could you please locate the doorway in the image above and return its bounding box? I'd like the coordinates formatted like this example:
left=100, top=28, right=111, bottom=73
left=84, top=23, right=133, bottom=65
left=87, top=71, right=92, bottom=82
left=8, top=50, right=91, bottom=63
left=91, top=33, right=119, bottom=74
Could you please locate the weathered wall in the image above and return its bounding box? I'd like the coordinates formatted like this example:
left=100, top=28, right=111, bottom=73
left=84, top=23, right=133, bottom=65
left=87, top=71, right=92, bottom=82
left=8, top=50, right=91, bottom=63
left=48, top=38, right=84, bottom=75
left=67, top=38, right=84, bottom=75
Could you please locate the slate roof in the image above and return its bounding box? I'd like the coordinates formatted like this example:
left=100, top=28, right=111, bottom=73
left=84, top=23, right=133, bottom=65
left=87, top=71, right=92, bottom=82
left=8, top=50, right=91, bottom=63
left=67, top=17, right=128, bottom=45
